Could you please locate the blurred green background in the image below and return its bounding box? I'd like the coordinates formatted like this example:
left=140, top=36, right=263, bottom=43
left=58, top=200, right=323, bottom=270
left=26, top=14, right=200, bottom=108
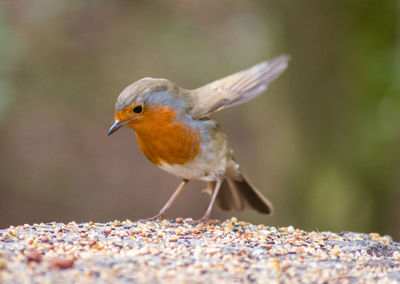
left=0, top=0, right=399, bottom=239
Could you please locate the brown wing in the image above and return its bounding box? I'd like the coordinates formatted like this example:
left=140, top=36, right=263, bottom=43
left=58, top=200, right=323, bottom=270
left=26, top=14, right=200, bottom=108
left=189, top=55, right=289, bottom=119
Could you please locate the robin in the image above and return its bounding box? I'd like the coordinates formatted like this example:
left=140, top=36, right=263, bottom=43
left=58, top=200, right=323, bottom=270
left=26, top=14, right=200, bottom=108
left=108, top=55, right=289, bottom=223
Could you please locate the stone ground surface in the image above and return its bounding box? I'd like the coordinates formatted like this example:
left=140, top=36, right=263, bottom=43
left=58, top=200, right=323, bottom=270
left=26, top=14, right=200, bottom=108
left=0, top=218, right=399, bottom=283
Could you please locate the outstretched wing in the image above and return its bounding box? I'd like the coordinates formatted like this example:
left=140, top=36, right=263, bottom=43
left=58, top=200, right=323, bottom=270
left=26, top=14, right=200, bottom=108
left=190, top=55, right=289, bottom=119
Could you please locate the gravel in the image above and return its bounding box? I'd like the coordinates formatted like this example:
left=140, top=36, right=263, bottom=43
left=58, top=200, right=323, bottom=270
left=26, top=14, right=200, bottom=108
left=0, top=217, right=399, bottom=283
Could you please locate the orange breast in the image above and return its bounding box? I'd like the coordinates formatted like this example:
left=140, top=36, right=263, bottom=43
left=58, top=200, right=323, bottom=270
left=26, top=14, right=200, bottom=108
left=127, top=105, right=201, bottom=165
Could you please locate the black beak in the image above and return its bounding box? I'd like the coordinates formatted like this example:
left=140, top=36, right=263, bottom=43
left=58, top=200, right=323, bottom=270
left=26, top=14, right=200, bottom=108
left=108, top=120, right=124, bottom=136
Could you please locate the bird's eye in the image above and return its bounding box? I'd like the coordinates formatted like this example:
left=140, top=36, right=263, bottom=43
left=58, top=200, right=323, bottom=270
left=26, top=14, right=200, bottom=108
left=133, top=105, right=143, bottom=114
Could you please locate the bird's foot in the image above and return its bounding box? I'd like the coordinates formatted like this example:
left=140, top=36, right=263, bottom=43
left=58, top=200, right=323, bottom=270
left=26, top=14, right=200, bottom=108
left=137, top=213, right=165, bottom=223
left=189, top=215, right=219, bottom=226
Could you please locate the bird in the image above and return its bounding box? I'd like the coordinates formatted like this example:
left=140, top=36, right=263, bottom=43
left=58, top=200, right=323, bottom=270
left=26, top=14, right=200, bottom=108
left=108, top=55, right=289, bottom=223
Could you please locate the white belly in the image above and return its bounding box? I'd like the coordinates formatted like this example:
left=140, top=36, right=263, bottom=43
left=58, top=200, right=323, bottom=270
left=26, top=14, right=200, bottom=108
left=159, top=157, right=226, bottom=182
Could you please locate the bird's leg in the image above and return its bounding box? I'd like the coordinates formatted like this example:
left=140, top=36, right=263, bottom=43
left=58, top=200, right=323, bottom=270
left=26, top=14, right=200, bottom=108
left=192, top=179, right=222, bottom=224
left=138, top=179, right=189, bottom=222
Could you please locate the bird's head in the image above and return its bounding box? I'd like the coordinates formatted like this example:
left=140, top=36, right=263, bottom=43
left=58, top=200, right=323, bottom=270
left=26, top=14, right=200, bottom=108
left=108, top=78, right=187, bottom=135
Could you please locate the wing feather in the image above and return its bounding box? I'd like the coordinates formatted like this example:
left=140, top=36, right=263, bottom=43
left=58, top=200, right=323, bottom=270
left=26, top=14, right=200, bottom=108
left=190, top=55, right=289, bottom=118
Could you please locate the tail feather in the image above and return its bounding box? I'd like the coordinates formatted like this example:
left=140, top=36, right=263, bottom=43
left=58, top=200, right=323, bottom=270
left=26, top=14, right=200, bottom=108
left=216, top=179, right=245, bottom=211
left=216, top=175, right=273, bottom=215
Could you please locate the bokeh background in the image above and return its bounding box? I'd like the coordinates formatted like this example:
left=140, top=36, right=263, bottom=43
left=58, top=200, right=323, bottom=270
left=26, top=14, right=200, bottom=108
left=0, top=1, right=399, bottom=239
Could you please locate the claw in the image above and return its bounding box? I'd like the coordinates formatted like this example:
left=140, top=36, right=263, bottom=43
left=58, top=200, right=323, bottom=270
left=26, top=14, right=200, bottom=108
left=137, top=213, right=165, bottom=223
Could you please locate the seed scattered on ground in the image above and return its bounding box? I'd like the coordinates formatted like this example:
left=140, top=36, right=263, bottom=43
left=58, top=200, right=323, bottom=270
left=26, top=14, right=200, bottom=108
left=0, top=218, right=399, bottom=283
left=175, top=217, right=184, bottom=223
left=26, top=250, right=42, bottom=263
left=50, top=257, right=74, bottom=269
left=39, top=235, right=50, bottom=242
left=103, top=227, right=112, bottom=234
left=0, top=259, right=6, bottom=270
